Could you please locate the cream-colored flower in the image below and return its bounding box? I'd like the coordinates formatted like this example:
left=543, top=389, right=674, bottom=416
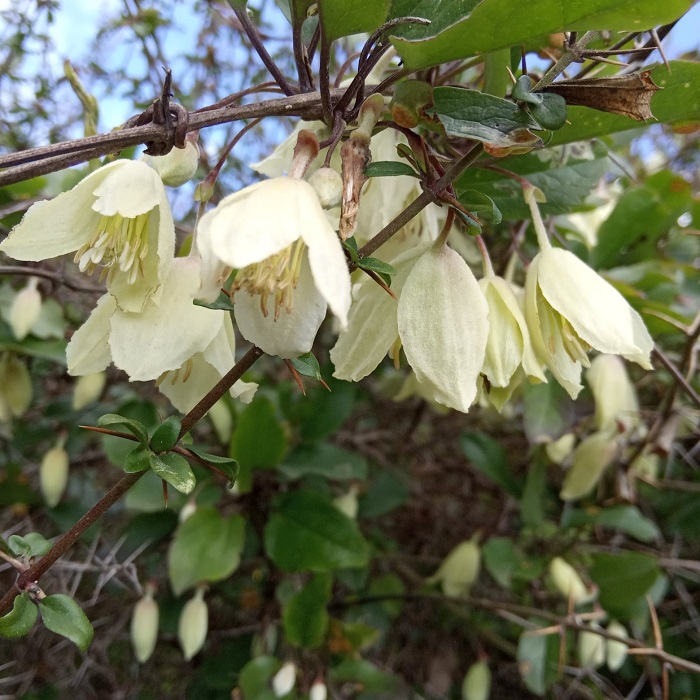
left=0, top=159, right=174, bottom=312
left=197, top=176, right=351, bottom=358
left=141, top=137, right=200, bottom=187
left=331, top=241, right=489, bottom=413
left=586, top=354, right=640, bottom=433
left=9, top=277, right=42, bottom=340
left=524, top=189, right=653, bottom=399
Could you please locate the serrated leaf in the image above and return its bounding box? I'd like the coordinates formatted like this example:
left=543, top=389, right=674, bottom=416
left=149, top=452, right=196, bottom=495
left=265, top=490, right=370, bottom=572
left=150, top=416, right=182, bottom=452
left=283, top=573, right=331, bottom=648
left=168, top=506, right=245, bottom=595
left=318, top=0, right=391, bottom=41
left=123, top=444, right=153, bottom=473
left=364, top=161, right=419, bottom=178
left=290, top=352, right=323, bottom=380
left=8, top=532, right=52, bottom=558
left=96, top=413, right=149, bottom=446
left=0, top=593, right=38, bottom=638
left=38, top=594, right=94, bottom=651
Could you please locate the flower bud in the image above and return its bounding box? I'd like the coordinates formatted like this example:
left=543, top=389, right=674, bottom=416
left=549, top=557, right=593, bottom=605
left=545, top=433, right=576, bottom=465
left=333, top=485, right=359, bottom=520
left=178, top=587, right=208, bottom=660
left=605, top=620, right=628, bottom=671
left=9, top=278, right=42, bottom=340
left=272, top=661, right=296, bottom=697
left=40, top=443, right=69, bottom=508
left=630, top=450, right=659, bottom=480
left=560, top=431, right=618, bottom=501
left=309, top=679, right=327, bottom=700
left=0, top=353, right=32, bottom=417
left=586, top=355, right=640, bottom=433
left=429, top=536, right=481, bottom=597
left=143, top=136, right=200, bottom=187
left=462, top=660, right=491, bottom=700
left=130, top=587, right=159, bottom=663
left=578, top=625, right=605, bottom=668
left=308, top=167, right=343, bottom=209
left=72, top=371, right=106, bottom=410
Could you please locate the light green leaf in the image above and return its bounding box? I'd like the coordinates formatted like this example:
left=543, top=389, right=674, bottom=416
left=0, top=593, right=38, bottom=639
left=563, top=505, right=661, bottom=543
left=8, top=532, right=52, bottom=558
left=482, top=537, right=519, bottom=589
left=97, top=413, right=149, bottom=446
left=265, top=490, right=370, bottom=572
left=290, top=352, right=323, bottom=381
left=517, top=629, right=559, bottom=695
left=168, top=506, right=245, bottom=595
left=38, top=594, right=94, bottom=652
left=238, top=656, right=280, bottom=700
left=283, top=573, right=331, bottom=648
left=149, top=452, right=196, bottom=495
left=318, top=0, right=391, bottom=41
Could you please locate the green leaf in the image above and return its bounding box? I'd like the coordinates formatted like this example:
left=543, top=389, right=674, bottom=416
left=0, top=592, right=38, bottom=638
left=389, top=0, right=692, bottom=70
left=295, top=377, right=356, bottom=443
left=549, top=61, right=700, bottom=145
left=8, top=532, right=52, bottom=558
left=522, top=377, right=577, bottom=443
left=97, top=413, right=149, bottom=446
left=193, top=290, right=236, bottom=312
left=342, top=236, right=361, bottom=263
left=230, top=397, right=288, bottom=470
left=123, top=444, right=153, bottom=473
left=457, top=189, right=502, bottom=224
left=330, top=659, right=399, bottom=693
left=279, top=443, right=368, bottom=481
left=238, top=656, right=280, bottom=700
left=512, top=75, right=568, bottom=130
left=149, top=452, right=196, bottom=495
left=460, top=432, right=521, bottom=498
left=432, top=87, right=540, bottom=147
left=520, top=454, right=548, bottom=528
left=265, top=490, right=370, bottom=572
left=364, top=161, right=419, bottom=178
left=38, top=594, right=94, bottom=651
left=283, top=573, right=331, bottom=648
left=358, top=257, right=397, bottom=277
left=149, top=416, right=182, bottom=452
left=358, top=470, right=409, bottom=518
left=563, top=505, right=661, bottom=543
left=168, top=506, right=246, bottom=595
left=290, top=352, right=323, bottom=381
left=482, top=537, right=519, bottom=589
left=517, top=628, right=559, bottom=695
left=318, top=0, right=391, bottom=41
left=590, top=552, right=660, bottom=618
left=187, top=447, right=239, bottom=485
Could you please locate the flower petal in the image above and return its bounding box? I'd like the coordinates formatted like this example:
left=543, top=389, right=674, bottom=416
left=398, top=245, right=489, bottom=412
left=234, top=255, right=327, bottom=358
left=66, top=294, right=116, bottom=375
left=92, top=160, right=167, bottom=218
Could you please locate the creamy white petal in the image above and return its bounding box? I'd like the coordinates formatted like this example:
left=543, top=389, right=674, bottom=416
left=66, top=294, right=117, bottom=375
left=110, top=258, right=223, bottom=381
left=537, top=248, right=653, bottom=367
left=586, top=354, right=640, bottom=432
left=398, top=245, right=489, bottom=412
left=91, top=160, right=167, bottom=218
left=250, top=121, right=327, bottom=177
left=234, top=255, right=327, bottom=358
left=195, top=213, right=233, bottom=303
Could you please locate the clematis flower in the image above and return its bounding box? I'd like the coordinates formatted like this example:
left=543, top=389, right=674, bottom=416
left=331, top=241, right=489, bottom=413
left=196, top=176, right=351, bottom=358
left=524, top=187, right=653, bottom=399
left=66, top=256, right=257, bottom=412
left=0, top=159, right=174, bottom=312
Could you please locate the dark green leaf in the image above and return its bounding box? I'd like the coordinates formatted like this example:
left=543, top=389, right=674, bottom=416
left=330, top=659, right=399, bottom=692
left=522, top=379, right=577, bottom=443
left=364, top=161, right=419, bottom=178
left=238, top=656, right=280, bottom=700
left=168, top=506, right=246, bottom=595
left=38, top=594, right=94, bottom=651
left=358, top=257, right=397, bottom=277
left=279, top=443, right=368, bottom=482
left=230, top=396, right=288, bottom=470
left=432, top=87, right=540, bottom=147
left=96, top=413, right=149, bottom=446
left=193, top=290, right=236, bottom=312
left=0, top=592, right=38, bottom=638
left=358, top=470, right=409, bottom=518
left=8, top=532, right=52, bottom=558
left=343, top=236, right=360, bottom=263
left=563, top=506, right=660, bottom=543
left=520, top=454, right=548, bottom=528
left=149, top=452, right=196, bottom=495
left=318, top=0, right=391, bottom=41
left=187, top=447, right=239, bottom=485
left=265, top=490, right=370, bottom=572
left=123, top=444, right=153, bottom=473
left=283, top=573, right=331, bottom=648
left=290, top=352, right=323, bottom=381
left=482, top=537, right=520, bottom=589
left=296, top=377, right=356, bottom=443
left=460, top=432, right=521, bottom=498
left=457, top=189, right=502, bottom=224
left=150, top=416, right=182, bottom=452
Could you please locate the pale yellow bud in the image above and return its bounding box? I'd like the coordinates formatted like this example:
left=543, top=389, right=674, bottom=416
left=586, top=355, right=640, bottom=433
left=429, top=537, right=481, bottom=597
left=207, top=399, right=233, bottom=445
left=462, top=660, right=491, bottom=700
left=130, top=588, right=159, bottom=663
left=309, top=680, right=327, bottom=700
left=0, top=353, right=32, bottom=418
left=560, top=431, right=618, bottom=501
left=143, top=138, right=200, bottom=187
left=333, top=485, right=359, bottom=519
left=308, top=167, right=343, bottom=209
left=605, top=620, right=628, bottom=671
left=178, top=587, right=208, bottom=660
left=72, top=371, right=106, bottom=410
left=9, top=278, right=42, bottom=340
left=40, top=444, right=69, bottom=508
left=545, top=433, right=576, bottom=465
left=272, top=661, right=296, bottom=697
left=549, top=557, right=593, bottom=605
left=578, top=625, right=606, bottom=668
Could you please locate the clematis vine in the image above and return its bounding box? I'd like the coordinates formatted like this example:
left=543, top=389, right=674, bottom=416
left=523, top=186, right=653, bottom=399
left=197, top=130, right=351, bottom=358
left=0, top=158, right=175, bottom=312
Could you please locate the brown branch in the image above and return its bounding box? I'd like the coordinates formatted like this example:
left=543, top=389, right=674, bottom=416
left=0, top=265, right=104, bottom=293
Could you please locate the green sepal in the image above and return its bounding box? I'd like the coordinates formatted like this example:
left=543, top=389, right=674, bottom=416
left=150, top=416, right=182, bottom=453
left=0, top=592, right=38, bottom=639
left=96, top=413, right=149, bottom=446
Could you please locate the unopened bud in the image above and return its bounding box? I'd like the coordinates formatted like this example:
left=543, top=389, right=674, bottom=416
left=0, top=353, right=32, bottom=417
left=272, top=661, right=296, bottom=697
left=549, top=557, right=593, bottom=605
left=178, top=587, right=208, bottom=660
left=545, top=433, right=576, bottom=465
left=586, top=355, right=640, bottom=433
left=72, top=371, right=106, bottom=410
left=578, top=625, right=605, bottom=668
left=462, top=660, right=491, bottom=700
left=333, top=485, right=359, bottom=520
left=559, top=431, right=618, bottom=501
left=605, top=621, right=628, bottom=671
left=131, top=587, right=159, bottom=663
left=309, top=679, right=327, bottom=700
left=308, top=167, right=343, bottom=209
left=9, top=278, right=42, bottom=340
left=40, top=443, right=69, bottom=508
left=429, top=536, right=481, bottom=597
left=143, top=135, right=200, bottom=187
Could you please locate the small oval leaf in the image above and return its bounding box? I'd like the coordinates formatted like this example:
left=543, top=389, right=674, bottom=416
left=149, top=452, right=196, bottom=494
left=0, top=592, right=38, bottom=639
left=97, top=413, right=149, bottom=446
left=38, top=594, right=94, bottom=651
left=149, top=416, right=182, bottom=453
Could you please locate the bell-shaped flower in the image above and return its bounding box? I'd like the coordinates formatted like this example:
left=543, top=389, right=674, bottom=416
left=0, top=159, right=175, bottom=312
left=196, top=176, right=351, bottom=358
left=331, top=241, right=489, bottom=413
left=141, top=136, right=200, bottom=187
left=479, top=272, right=546, bottom=411
left=524, top=188, right=653, bottom=399
left=586, top=354, right=641, bottom=434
